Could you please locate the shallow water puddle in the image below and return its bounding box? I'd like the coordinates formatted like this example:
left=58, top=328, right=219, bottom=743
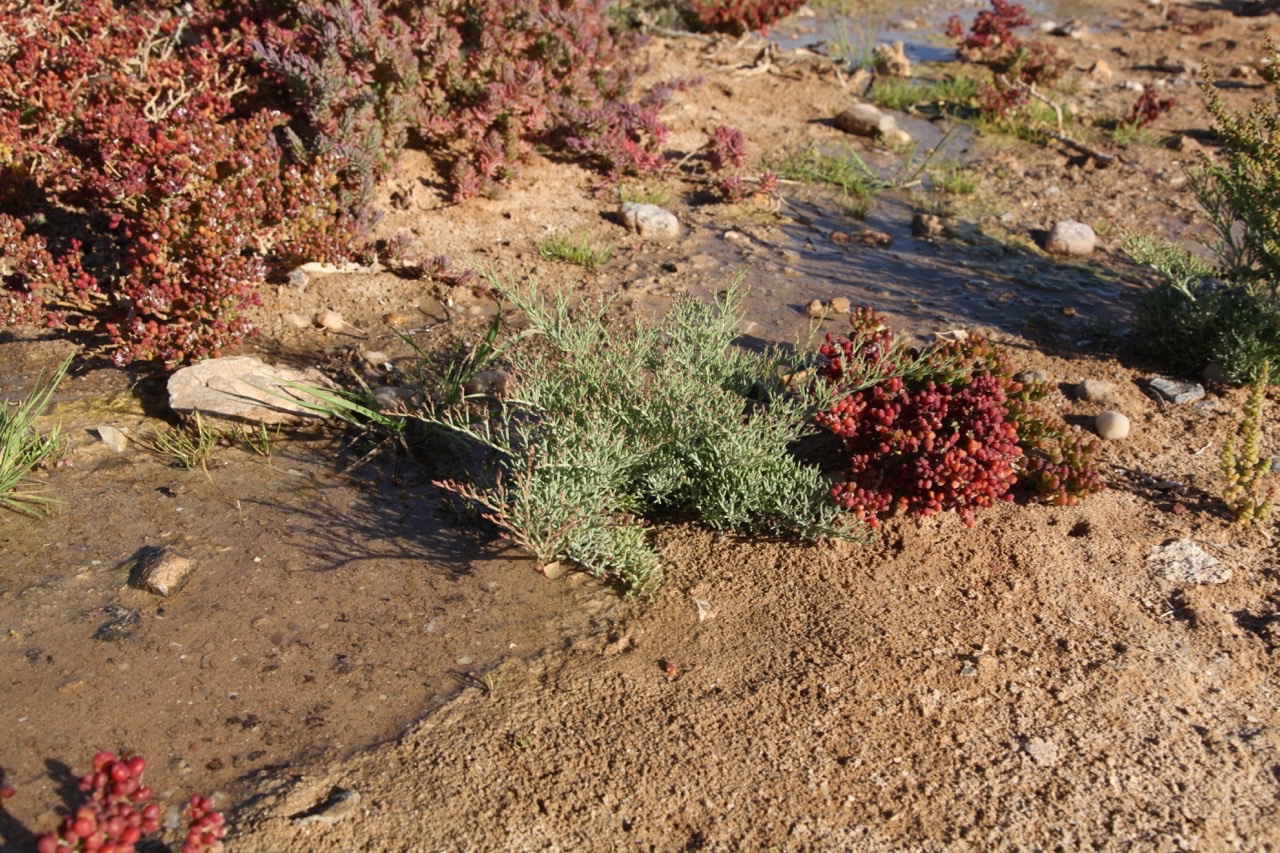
left=0, top=364, right=625, bottom=829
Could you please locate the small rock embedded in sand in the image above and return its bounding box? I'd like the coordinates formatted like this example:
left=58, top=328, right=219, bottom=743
left=805, top=299, right=826, bottom=319
left=1014, top=370, right=1049, bottom=386
left=828, top=297, right=851, bottom=314
left=1076, top=379, right=1118, bottom=404
left=1095, top=410, right=1130, bottom=440
left=619, top=202, right=679, bottom=240
left=1148, top=377, right=1205, bottom=405
left=293, top=788, right=362, bottom=827
left=872, top=41, right=911, bottom=77
left=95, top=426, right=128, bottom=453
left=464, top=369, right=512, bottom=398
left=1044, top=220, right=1097, bottom=256
left=131, top=547, right=197, bottom=597
left=912, top=213, right=957, bottom=239
left=1148, top=539, right=1231, bottom=584
left=833, top=103, right=911, bottom=144
left=1087, top=59, right=1114, bottom=82
left=1024, top=737, right=1059, bottom=767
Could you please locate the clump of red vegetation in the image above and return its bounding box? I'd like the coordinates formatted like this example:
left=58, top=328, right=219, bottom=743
left=815, top=308, right=1104, bottom=528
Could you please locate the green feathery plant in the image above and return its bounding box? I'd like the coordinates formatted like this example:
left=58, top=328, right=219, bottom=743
left=1124, top=234, right=1280, bottom=384
left=0, top=353, right=71, bottom=517
left=1220, top=360, right=1274, bottom=525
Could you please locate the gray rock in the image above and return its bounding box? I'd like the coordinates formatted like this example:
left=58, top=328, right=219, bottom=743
left=1024, top=737, right=1059, bottom=767
left=834, top=103, right=911, bottom=144
left=619, top=202, right=679, bottom=239
left=169, top=356, right=335, bottom=425
left=1075, top=379, right=1119, bottom=404
left=1095, top=410, right=1130, bottom=440
left=1044, top=220, right=1097, bottom=256
left=95, top=426, right=129, bottom=453
left=1148, top=377, right=1205, bottom=405
left=131, top=547, right=197, bottom=597
left=1147, top=539, right=1231, bottom=584
left=1014, top=370, right=1049, bottom=386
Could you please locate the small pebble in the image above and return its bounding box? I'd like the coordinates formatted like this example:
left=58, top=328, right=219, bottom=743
left=1095, top=410, right=1130, bottom=440
left=1045, top=220, right=1097, bottom=256
left=382, top=311, right=416, bottom=328
left=828, top=297, right=851, bottom=314
left=1076, top=379, right=1118, bottom=403
left=804, top=299, right=826, bottom=319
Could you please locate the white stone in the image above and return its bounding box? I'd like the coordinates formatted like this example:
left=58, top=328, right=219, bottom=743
left=1147, top=540, right=1231, bottom=584
left=95, top=426, right=128, bottom=453
left=619, top=202, right=679, bottom=239
left=1095, top=410, right=1130, bottom=440
left=1045, top=220, right=1097, bottom=256
left=169, top=356, right=336, bottom=425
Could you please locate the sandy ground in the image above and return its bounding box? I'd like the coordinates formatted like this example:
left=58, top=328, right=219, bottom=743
left=2, top=0, right=1280, bottom=849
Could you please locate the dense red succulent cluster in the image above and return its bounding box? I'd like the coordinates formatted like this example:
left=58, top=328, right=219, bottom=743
left=251, top=0, right=677, bottom=201
left=0, top=0, right=360, bottom=365
left=0, top=0, right=681, bottom=365
left=815, top=309, right=1104, bottom=527
left=29, top=751, right=223, bottom=853
left=1127, top=84, right=1177, bottom=128
left=946, top=0, right=1068, bottom=117
left=688, top=0, right=807, bottom=34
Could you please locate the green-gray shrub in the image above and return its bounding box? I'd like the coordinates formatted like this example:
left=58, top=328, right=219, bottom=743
left=1126, top=42, right=1280, bottom=383
left=1126, top=235, right=1280, bottom=384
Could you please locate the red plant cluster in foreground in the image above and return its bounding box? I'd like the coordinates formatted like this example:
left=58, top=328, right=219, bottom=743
left=815, top=309, right=1104, bottom=528
left=26, top=751, right=224, bottom=853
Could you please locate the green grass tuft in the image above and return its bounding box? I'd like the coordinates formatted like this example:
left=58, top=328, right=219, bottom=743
left=536, top=230, right=613, bottom=270
left=0, top=353, right=71, bottom=517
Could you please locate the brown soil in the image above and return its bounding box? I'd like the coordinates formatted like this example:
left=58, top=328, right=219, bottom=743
left=3, top=1, right=1280, bottom=849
